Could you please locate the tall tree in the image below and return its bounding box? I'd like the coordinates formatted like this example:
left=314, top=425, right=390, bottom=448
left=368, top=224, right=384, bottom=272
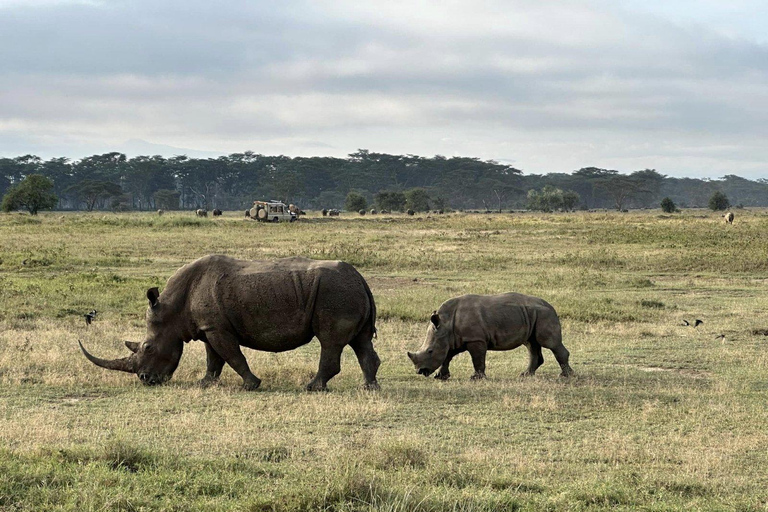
left=2, top=174, right=57, bottom=215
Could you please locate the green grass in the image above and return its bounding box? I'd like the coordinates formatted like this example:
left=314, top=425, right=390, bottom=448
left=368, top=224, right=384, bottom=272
left=1, top=209, right=768, bottom=510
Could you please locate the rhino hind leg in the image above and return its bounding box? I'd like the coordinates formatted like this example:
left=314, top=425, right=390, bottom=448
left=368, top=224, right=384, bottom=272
left=466, top=341, right=487, bottom=380
left=349, top=333, right=381, bottom=390
left=199, top=342, right=225, bottom=388
left=521, top=341, right=545, bottom=377
left=535, top=320, right=574, bottom=377
left=206, top=332, right=262, bottom=390
left=306, top=344, right=344, bottom=391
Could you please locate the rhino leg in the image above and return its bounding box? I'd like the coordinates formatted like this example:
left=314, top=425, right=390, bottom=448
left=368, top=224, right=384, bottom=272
left=199, top=342, right=225, bottom=388
left=306, top=343, right=344, bottom=391
left=535, top=322, right=574, bottom=377
left=552, top=345, right=573, bottom=377
left=435, top=347, right=465, bottom=380
left=349, top=333, right=381, bottom=390
left=206, top=332, right=262, bottom=390
left=466, top=342, right=487, bottom=380
left=521, top=341, right=544, bottom=377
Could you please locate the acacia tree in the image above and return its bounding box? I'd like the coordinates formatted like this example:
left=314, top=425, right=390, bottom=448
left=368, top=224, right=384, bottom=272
left=65, top=180, right=123, bottom=211
left=1, top=174, right=57, bottom=215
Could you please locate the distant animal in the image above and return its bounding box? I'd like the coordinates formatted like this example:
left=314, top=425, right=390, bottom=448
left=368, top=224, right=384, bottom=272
left=359, top=209, right=366, bottom=216
left=715, top=334, right=725, bottom=343
left=380, top=209, right=389, bottom=214
left=370, top=209, right=377, bottom=215
left=244, top=210, right=251, bottom=218
left=84, top=310, right=97, bottom=326
left=694, top=319, right=703, bottom=327
left=322, top=209, right=328, bottom=216
left=724, top=212, right=734, bottom=224
left=212, top=209, right=222, bottom=217
left=681, top=319, right=690, bottom=326
left=157, top=209, right=164, bottom=216
left=79, top=255, right=380, bottom=391
left=407, top=209, right=415, bottom=216
left=407, top=293, right=573, bottom=380
left=328, top=209, right=340, bottom=216
left=195, top=209, right=208, bottom=217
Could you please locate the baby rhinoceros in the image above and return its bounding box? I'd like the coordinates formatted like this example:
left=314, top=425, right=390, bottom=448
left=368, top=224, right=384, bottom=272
left=407, top=293, right=573, bottom=380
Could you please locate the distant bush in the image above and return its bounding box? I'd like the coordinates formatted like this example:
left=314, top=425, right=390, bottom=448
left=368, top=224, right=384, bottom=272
left=345, top=192, right=367, bottom=212
left=660, top=197, right=678, bottom=213
left=709, top=191, right=730, bottom=211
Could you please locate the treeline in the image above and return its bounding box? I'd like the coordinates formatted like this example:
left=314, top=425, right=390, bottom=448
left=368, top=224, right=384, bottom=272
left=1, top=150, right=766, bottom=212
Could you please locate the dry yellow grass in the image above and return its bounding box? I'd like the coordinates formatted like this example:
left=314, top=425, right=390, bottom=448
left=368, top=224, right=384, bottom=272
left=1, top=209, right=767, bottom=510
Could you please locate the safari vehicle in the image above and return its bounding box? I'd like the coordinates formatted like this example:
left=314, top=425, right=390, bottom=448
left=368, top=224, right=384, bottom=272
left=250, top=200, right=297, bottom=222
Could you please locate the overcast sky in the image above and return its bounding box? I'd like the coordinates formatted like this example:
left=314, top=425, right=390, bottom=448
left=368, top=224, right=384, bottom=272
left=1, top=0, right=767, bottom=178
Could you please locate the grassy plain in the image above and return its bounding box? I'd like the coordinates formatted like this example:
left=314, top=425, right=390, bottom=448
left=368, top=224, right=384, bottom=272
left=1, top=209, right=767, bottom=511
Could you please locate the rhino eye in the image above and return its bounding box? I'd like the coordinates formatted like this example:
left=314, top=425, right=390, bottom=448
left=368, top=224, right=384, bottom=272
left=428, top=349, right=433, bottom=354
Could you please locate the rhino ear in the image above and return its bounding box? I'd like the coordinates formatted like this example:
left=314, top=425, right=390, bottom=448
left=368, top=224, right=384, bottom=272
left=147, top=287, right=160, bottom=308
left=430, top=311, right=440, bottom=328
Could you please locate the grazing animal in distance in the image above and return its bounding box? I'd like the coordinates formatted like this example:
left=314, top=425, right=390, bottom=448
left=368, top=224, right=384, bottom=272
left=157, top=209, right=164, bottom=216
left=195, top=209, right=208, bottom=217
left=212, top=209, right=222, bottom=217
left=407, top=293, right=573, bottom=380
left=79, top=255, right=380, bottom=391
left=724, top=212, right=734, bottom=224
left=84, top=310, right=97, bottom=326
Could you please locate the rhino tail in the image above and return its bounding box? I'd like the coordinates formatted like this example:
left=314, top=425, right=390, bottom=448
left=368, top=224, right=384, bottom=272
left=362, top=277, right=377, bottom=339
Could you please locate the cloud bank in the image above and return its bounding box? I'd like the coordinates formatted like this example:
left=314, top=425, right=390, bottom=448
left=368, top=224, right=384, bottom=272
left=1, top=0, right=767, bottom=177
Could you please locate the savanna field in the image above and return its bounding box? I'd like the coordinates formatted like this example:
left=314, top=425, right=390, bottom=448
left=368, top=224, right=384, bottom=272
left=1, top=210, right=767, bottom=511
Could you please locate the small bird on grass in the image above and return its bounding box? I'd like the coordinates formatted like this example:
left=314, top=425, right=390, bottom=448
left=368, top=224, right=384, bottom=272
left=694, top=319, right=703, bottom=328
left=681, top=319, right=690, bottom=326
left=84, top=310, right=97, bottom=326
left=715, top=334, right=725, bottom=343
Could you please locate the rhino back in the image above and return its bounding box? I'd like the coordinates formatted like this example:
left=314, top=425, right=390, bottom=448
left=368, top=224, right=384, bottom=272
left=172, top=255, right=371, bottom=352
left=442, top=293, right=558, bottom=350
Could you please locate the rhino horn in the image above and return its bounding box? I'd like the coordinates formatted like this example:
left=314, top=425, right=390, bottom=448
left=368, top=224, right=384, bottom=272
left=407, top=351, right=416, bottom=363
left=79, top=340, right=136, bottom=373
left=124, top=340, right=140, bottom=353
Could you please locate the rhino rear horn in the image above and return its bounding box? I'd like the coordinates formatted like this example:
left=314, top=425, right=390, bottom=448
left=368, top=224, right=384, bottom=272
left=79, top=340, right=136, bottom=373
left=124, top=340, right=140, bottom=353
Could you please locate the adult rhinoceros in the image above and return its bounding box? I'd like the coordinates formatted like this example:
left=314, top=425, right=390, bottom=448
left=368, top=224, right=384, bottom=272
left=79, top=255, right=380, bottom=391
left=407, top=293, right=573, bottom=380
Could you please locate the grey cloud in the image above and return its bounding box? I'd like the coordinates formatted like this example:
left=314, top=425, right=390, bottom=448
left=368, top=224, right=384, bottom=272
left=0, top=0, right=767, bottom=177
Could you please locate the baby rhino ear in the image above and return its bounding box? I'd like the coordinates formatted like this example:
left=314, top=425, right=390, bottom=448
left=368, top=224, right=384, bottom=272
left=147, top=287, right=160, bottom=308
left=430, top=311, right=440, bottom=328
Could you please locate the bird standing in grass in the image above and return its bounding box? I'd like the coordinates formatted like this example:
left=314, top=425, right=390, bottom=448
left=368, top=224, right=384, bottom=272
left=694, top=319, right=703, bottom=328
left=715, top=334, right=725, bottom=343
left=84, top=310, right=97, bottom=326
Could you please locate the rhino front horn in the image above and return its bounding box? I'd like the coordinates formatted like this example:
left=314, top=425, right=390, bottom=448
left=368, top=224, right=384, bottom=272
left=78, top=340, right=136, bottom=373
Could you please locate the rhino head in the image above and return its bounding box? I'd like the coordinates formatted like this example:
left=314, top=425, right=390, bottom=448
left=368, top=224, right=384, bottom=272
left=79, top=287, right=184, bottom=386
left=407, top=311, right=450, bottom=377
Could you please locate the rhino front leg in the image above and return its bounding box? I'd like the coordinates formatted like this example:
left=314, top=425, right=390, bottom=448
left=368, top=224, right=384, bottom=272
left=466, top=342, right=487, bottom=380
left=206, top=331, right=262, bottom=390
left=198, top=342, right=225, bottom=388
left=306, top=344, right=343, bottom=391
left=435, top=347, right=464, bottom=380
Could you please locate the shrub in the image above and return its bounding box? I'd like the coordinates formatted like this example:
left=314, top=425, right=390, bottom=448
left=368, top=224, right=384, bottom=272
left=660, top=197, right=677, bottom=213
left=708, top=191, right=730, bottom=211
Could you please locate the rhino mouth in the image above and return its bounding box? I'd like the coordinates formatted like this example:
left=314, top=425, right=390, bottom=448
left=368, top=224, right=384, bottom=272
left=418, top=368, right=435, bottom=377
left=138, top=373, right=165, bottom=386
